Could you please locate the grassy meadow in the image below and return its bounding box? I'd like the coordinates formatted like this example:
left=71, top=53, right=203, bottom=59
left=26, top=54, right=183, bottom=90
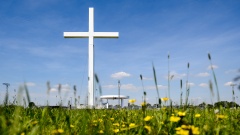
left=1, top=105, right=240, bottom=134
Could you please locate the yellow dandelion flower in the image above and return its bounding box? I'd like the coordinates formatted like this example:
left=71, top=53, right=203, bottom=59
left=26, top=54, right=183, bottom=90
left=144, top=116, right=152, bottom=121
left=21, top=133, right=25, bottom=135
left=129, top=99, right=136, bottom=103
left=176, top=129, right=189, bottom=135
left=98, top=130, right=104, bottom=134
left=98, top=119, right=103, bottom=123
left=195, top=114, right=201, bottom=118
left=191, top=126, right=200, bottom=135
left=175, top=127, right=182, bottom=131
left=181, top=125, right=189, bottom=129
left=178, top=111, right=186, bottom=116
left=70, top=125, right=74, bottom=128
left=110, top=118, right=114, bottom=121
left=161, top=97, right=169, bottom=101
left=113, top=123, right=120, bottom=126
left=144, top=125, right=152, bottom=134
left=122, top=124, right=126, bottom=127
left=216, top=114, right=227, bottom=119
left=129, top=123, right=138, bottom=128
left=113, top=129, right=119, bottom=133
left=170, top=116, right=181, bottom=122
left=57, top=129, right=64, bottom=133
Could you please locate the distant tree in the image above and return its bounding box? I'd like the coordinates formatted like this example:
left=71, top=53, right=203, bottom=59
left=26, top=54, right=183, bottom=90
left=29, top=102, right=36, bottom=108
left=198, top=102, right=206, bottom=108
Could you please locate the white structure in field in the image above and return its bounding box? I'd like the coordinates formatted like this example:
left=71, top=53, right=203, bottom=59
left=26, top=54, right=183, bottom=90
left=63, top=7, right=119, bottom=107
left=100, top=95, right=129, bottom=108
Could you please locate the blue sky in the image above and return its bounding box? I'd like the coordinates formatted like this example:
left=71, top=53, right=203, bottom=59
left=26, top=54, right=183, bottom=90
left=0, top=0, right=240, bottom=106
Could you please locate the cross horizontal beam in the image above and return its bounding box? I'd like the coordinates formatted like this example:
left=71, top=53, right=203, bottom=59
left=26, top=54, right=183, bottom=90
left=64, top=32, right=119, bottom=38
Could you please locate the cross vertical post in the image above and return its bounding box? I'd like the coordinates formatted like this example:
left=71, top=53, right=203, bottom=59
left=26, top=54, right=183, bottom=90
left=63, top=7, right=119, bottom=108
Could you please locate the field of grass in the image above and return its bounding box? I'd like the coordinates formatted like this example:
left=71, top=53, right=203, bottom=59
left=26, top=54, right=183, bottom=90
left=1, top=105, right=240, bottom=135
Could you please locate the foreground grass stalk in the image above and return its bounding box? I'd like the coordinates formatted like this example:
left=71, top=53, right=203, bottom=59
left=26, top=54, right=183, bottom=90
left=208, top=53, right=220, bottom=102
left=152, top=63, right=161, bottom=108
left=185, top=63, right=190, bottom=109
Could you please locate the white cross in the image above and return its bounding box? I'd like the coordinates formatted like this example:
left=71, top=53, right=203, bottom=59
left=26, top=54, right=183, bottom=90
left=63, top=7, right=119, bottom=107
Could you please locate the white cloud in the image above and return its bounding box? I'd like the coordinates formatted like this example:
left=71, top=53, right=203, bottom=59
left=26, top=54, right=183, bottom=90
left=199, top=83, right=208, bottom=88
left=225, top=69, right=238, bottom=74
left=142, top=77, right=152, bottom=80
left=103, top=84, right=139, bottom=91
left=25, top=82, right=36, bottom=87
left=196, top=72, right=210, bottom=77
left=103, top=85, right=117, bottom=89
left=165, top=71, right=186, bottom=80
left=187, top=82, right=195, bottom=87
left=111, top=72, right=131, bottom=79
left=121, top=84, right=139, bottom=91
left=207, top=65, right=218, bottom=70
left=146, top=85, right=167, bottom=90
left=224, top=81, right=235, bottom=86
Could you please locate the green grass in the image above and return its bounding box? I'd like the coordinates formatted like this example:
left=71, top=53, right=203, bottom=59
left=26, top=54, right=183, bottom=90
left=1, top=105, right=240, bottom=134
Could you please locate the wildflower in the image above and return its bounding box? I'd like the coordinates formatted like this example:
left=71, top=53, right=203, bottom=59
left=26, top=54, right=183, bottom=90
left=214, top=109, right=219, bottom=114
left=144, top=125, right=152, bottom=134
left=122, top=124, right=126, bottom=127
left=70, top=125, right=74, bottom=128
left=110, top=118, right=114, bottom=121
left=195, top=114, right=201, bottom=118
left=129, top=123, right=138, bottom=128
left=113, top=123, right=120, bottom=126
left=129, top=99, right=136, bottom=104
left=175, top=127, right=182, bottom=131
left=181, top=125, right=189, bottom=129
left=161, top=97, right=169, bottom=101
left=144, top=116, right=152, bottom=121
left=216, top=114, right=227, bottom=119
left=178, top=111, right=186, bottom=116
left=191, top=126, right=200, bottom=134
left=113, top=129, right=119, bottom=133
left=57, top=129, right=64, bottom=133
left=170, top=116, right=181, bottom=122
left=176, top=129, right=189, bottom=135
left=21, top=133, right=25, bottom=135
left=98, top=130, right=104, bottom=134
left=98, top=119, right=103, bottom=123
left=52, top=129, right=64, bottom=134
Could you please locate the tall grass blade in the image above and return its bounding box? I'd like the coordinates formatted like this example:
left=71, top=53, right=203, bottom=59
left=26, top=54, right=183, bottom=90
left=152, top=63, right=160, bottom=107
left=185, top=63, right=190, bottom=109
left=168, top=53, right=171, bottom=106
left=208, top=53, right=220, bottom=102
left=209, top=80, right=214, bottom=105
left=24, top=82, right=31, bottom=105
